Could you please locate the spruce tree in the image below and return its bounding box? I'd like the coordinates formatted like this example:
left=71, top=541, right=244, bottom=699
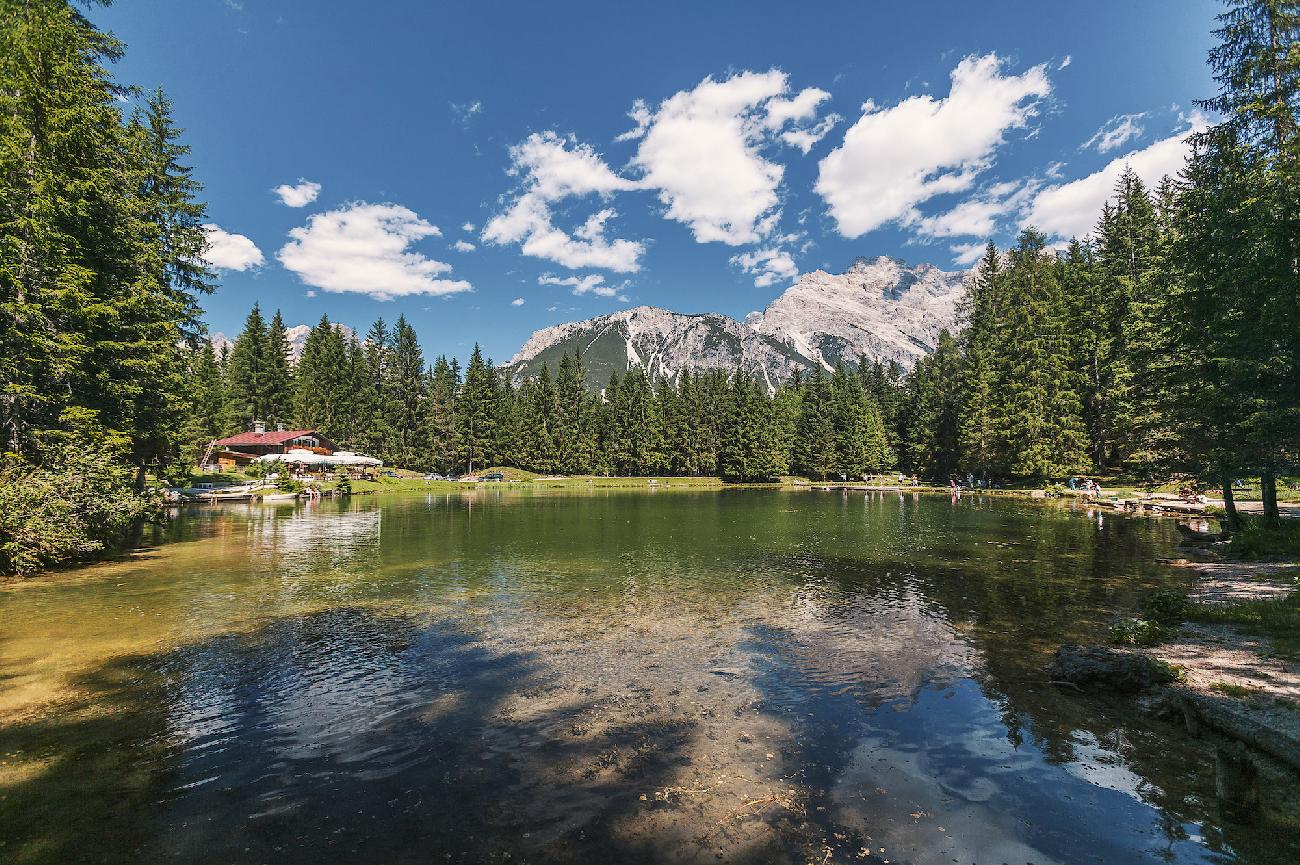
left=793, top=367, right=836, bottom=479
left=994, top=230, right=1089, bottom=479
left=262, top=310, right=294, bottom=428
left=427, top=356, right=460, bottom=473
left=957, top=244, right=1003, bottom=479
left=226, top=304, right=269, bottom=429
left=1175, top=0, right=1299, bottom=523
left=456, top=345, right=497, bottom=473
left=386, top=315, right=428, bottom=469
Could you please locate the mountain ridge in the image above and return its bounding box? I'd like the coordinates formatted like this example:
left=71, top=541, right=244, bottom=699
left=507, top=256, right=968, bottom=388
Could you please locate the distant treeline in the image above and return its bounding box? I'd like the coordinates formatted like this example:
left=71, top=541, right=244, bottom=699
left=199, top=311, right=898, bottom=482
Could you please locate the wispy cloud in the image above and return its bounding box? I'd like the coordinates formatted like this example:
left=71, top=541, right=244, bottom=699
left=1083, top=112, right=1147, bottom=153
left=451, top=100, right=483, bottom=126
left=538, top=272, right=626, bottom=297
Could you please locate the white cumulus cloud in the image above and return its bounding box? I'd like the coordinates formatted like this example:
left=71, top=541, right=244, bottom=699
left=949, top=241, right=987, bottom=267
left=1024, top=115, right=1207, bottom=240
left=911, top=179, right=1039, bottom=239
left=730, top=247, right=798, bottom=288
left=539, top=272, right=623, bottom=297
left=816, top=53, right=1051, bottom=238
left=277, top=202, right=471, bottom=300
left=461, top=222, right=475, bottom=232
left=273, top=179, right=321, bottom=208
left=484, top=132, right=644, bottom=272
left=202, top=224, right=264, bottom=271
left=511, top=297, right=525, bottom=306
left=453, top=240, right=476, bottom=252
left=627, top=70, right=834, bottom=245
left=1083, top=112, right=1147, bottom=153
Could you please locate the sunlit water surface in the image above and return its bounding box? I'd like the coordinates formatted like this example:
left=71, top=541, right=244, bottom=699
left=1, top=489, right=1296, bottom=864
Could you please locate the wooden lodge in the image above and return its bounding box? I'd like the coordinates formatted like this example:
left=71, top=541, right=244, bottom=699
left=202, top=422, right=338, bottom=470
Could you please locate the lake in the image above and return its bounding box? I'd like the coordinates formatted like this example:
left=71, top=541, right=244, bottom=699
left=1, top=489, right=1296, bottom=864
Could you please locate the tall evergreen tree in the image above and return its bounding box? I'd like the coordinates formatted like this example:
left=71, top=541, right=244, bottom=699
left=958, top=244, right=1003, bottom=479
left=993, top=230, right=1089, bottom=479
left=226, top=303, right=269, bottom=430
left=456, top=345, right=497, bottom=473
left=793, top=367, right=836, bottom=480
left=386, top=315, right=428, bottom=469
left=427, top=355, right=460, bottom=473
left=261, top=310, right=294, bottom=428
left=1175, top=0, right=1300, bottom=524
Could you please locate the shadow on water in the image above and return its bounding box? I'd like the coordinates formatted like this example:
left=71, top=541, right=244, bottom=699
left=1, top=607, right=845, bottom=865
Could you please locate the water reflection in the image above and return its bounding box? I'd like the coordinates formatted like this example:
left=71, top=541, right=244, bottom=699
left=1, top=490, right=1295, bottom=864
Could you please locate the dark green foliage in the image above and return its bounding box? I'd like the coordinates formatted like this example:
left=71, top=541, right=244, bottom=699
left=1143, top=588, right=1190, bottom=627
left=457, top=345, right=498, bottom=474
left=718, top=373, right=785, bottom=481
left=262, top=311, right=295, bottom=428
left=0, top=2, right=212, bottom=572
left=0, top=441, right=155, bottom=578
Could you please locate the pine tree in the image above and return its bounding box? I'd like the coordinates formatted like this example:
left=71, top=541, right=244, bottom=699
left=554, top=351, right=594, bottom=474
left=904, top=332, right=963, bottom=480
left=358, top=319, right=392, bottom=460
left=609, top=368, right=666, bottom=475
left=226, top=304, right=269, bottom=429
left=456, top=345, right=497, bottom=474
left=1089, top=169, right=1160, bottom=467
left=994, top=230, right=1089, bottom=479
left=427, top=355, right=460, bottom=473
left=957, top=244, right=1002, bottom=479
left=386, top=315, right=428, bottom=469
left=718, top=373, right=783, bottom=481
left=522, top=364, right=559, bottom=473
left=262, top=310, right=294, bottom=428
left=1175, top=0, right=1300, bottom=523
left=793, top=367, right=836, bottom=480
left=294, top=315, right=349, bottom=441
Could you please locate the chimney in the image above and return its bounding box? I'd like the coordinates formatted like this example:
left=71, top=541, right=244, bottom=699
left=253, top=419, right=266, bottom=435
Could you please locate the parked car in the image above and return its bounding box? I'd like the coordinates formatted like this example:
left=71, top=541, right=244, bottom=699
left=483, top=472, right=504, bottom=482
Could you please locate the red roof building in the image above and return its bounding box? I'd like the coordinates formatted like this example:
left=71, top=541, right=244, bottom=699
left=209, top=427, right=337, bottom=456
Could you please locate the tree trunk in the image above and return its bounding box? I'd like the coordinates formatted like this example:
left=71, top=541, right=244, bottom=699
left=1260, top=468, right=1280, bottom=527
left=1221, top=473, right=1243, bottom=532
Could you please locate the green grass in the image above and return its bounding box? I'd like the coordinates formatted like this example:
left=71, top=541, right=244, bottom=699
left=1210, top=681, right=1257, bottom=699
left=1231, top=518, right=1300, bottom=560
left=1187, top=589, right=1300, bottom=658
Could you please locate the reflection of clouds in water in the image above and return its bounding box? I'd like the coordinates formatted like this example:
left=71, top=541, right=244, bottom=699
left=832, top=730, right=1065, bottom=865
left=762, top=582, right=976, bottom=707
left=1062, top=729, right=1153, bottom=801
left=826, top=682, right=1215, bottom=865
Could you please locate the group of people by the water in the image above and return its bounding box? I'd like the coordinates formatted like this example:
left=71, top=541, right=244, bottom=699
left=949, top=473, right=999, bottom=493
left=1067, top=477, right=1104, bottom=497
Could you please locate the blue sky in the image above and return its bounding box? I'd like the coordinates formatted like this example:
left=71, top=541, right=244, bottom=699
left=92, top=0, right=1219, bottom=364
